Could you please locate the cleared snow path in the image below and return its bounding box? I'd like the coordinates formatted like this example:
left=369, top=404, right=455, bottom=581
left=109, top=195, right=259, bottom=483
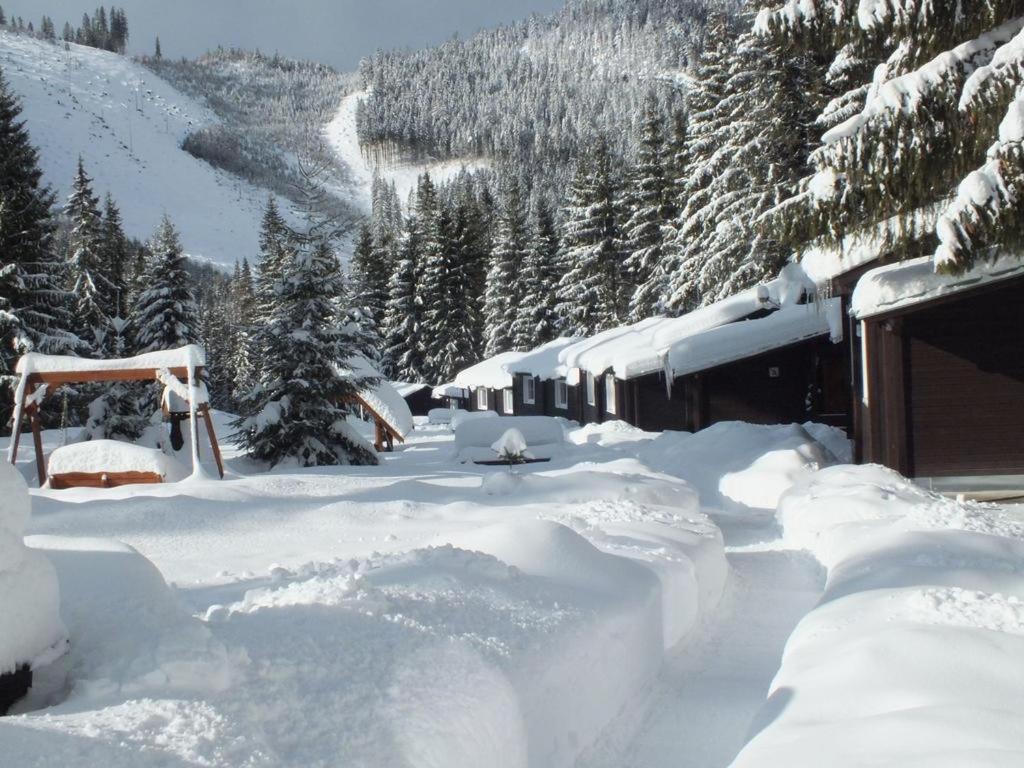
left=583, top=518, right=824, bottom=768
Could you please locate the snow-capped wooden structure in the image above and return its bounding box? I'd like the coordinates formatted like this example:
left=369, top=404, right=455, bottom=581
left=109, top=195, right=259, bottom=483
left=7, top=345, right=224, bottom=487
left=336, top=357, right=415, bottom=453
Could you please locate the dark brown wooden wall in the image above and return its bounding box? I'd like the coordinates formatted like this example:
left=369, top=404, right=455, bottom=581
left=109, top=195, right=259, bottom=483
left=513, top=374, right=545, bottom=416
left=404, top=388, right=435, bottom=416
left=903, top=283, right=1024, bottom=477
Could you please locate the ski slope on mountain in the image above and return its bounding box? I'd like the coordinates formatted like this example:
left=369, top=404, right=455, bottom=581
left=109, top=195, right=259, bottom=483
left=325, top=89, right=489, bottom=208
left=0, top=31, right=282, bottom=267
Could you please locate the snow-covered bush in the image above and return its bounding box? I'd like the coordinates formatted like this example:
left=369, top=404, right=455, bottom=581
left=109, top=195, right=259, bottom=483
left=491, top=428, right=530, bottom=464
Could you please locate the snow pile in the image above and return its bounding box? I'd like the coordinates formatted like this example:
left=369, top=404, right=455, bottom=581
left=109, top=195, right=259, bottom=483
left=568, top=419, right=657, bottom=448
left=455, top=416, right=566, bottom=462
left=734, top=464, right=1024, bottom=766
left=47, top=440, right=189, bottom=482
left=427, top=407, right=459, bottom=425
left=638, top=422, right=844, bottom=514
left=0, top=30, right=284, bottom=266
left=851, top=252, right=1024, bottom=318
left=491, top=428, right=530, bottom=459
left=0, top=463, right=65, bottom=677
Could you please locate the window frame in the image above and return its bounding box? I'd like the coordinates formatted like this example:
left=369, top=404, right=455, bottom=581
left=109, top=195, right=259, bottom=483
left=502, top=388, right=514, bottom=414
left=554, top=379, right=568, bottom=409
left=586, top=372, right=596, bottom=406
left=604, top=373, right=617, bottom=415
left=476, top=387, right=488, bottom=410
left=523, top=375, right=536, bottom=405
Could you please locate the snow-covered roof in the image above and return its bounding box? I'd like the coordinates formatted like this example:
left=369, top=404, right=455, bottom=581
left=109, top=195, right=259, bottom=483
left=453, top=350, right=528, bottom=391
left=431, top=382, right=468, bottom=400
left=339, top=357, right=415, bottom=439
left=851, top=254, right=1024, bottom=319
left=667, top=298, right=843, bottom=378
left=16, top=345, right=207, bottom=376
left=506, top=337, right=584, bottom=380
left=391, top=381, right=430, bottom=398
left=557, top=264, right=815, bottom=381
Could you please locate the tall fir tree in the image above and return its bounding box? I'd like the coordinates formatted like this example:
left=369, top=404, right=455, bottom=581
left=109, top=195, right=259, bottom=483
left=623, top=93, right=673, bottom=321
left=0, top=67, right=77, bottom=427
left=382, top=215, right=426, bottom=381
left=511, top=197, right=561, bottom=348
left=65, top=159, right=115, bottom=355
left=131, top=215, right=199, bottom=353
left=348, top=223, right=388, bottom=358
left=555, top=141, right=628, bottom=336
left=484, top=175, right=529, bottom=356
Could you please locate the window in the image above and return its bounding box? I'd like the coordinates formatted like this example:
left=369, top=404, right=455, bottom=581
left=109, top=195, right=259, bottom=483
left=586, top=373, right=596, bottom=406
left=503, top=388, right=514, bottom=414
left=523, top=376, right=536, bottom=404
left=554, top=379, right=568, bottom=409
left=476, top=387, right=488, bottom=410
left=605, top=373, right=617, bottom=415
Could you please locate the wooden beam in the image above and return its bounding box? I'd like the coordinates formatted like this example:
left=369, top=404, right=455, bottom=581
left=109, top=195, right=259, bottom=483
left=9, top=392, right=24, bottom=465
left=29, top=404, right=46, bottom=487
left=199, top=405, right=225, bottom=478
left=25, top=366, right=203, bottom=386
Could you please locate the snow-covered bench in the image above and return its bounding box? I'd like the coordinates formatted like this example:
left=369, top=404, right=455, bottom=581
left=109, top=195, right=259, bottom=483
left=47, top=440, right=188, bottom=489
left=454, top=416, right=566, bottom=463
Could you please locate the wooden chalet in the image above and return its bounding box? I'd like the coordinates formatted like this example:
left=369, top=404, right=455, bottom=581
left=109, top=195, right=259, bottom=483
left=392, top=382, right=434, bottom=417
left=850, top=255, right=1024, bottom=487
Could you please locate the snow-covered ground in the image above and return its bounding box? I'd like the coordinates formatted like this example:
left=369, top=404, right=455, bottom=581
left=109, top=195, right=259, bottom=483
left=0, top=31, right=285, bottom=267
left=4, top=416, right=1023, bottom=766
left=325, top=89, right=490, bottom=209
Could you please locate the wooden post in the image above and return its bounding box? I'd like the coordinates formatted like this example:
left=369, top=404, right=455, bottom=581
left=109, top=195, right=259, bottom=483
left=374, top=418, right=385, bottom=452
left=9, top=395, right=24, bottom=465
left=29, top=405, right=46, bottom=486
left=199, top=405, right=225, bottom=479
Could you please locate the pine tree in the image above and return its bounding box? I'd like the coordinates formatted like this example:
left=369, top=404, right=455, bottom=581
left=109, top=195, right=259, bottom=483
left=65, top=159, right=115, bottom=355
left=484, top=175, right=529, bottom=356
left=0, top=7, right=6, bottom=27
left=101, top=194, right=131, bottom=325
left=154, top=36, right=161, bottom=60
left=131, top=215, right=199, bottom=353
left=254, top=196, right=289, bottom=324
left=512, top=197, right=561, bottom=348
left=235, top=236, right=378, bottom=467
left=0, top=67, right=77, bottom=424
left=382, top=215, right=425, bottom=381
left=348, top=223, right=388, bottom=350
left=624, top=93, right=672, bottom=321
left=555, top=142, right=628, bottom=335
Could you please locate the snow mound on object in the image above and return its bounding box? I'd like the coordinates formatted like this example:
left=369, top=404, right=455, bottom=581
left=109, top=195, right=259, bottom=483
left=47, top=440, right=189, bottom=482
left=455, top=415, right=565, bottom=452
left=639, top=422, right=841, bottom=514
left=568, top=419, right=658, bottom=448
left=492, top=428, right=530, bottom=457
left=28, top=536, right=242, bottom=698
left=0, top=463, right=65, bottom=676
left=734, top=465, right=1024, bottom=767
left=427, top=407, right=459, bottom=425
left=450, top=408, right=498, bottom=430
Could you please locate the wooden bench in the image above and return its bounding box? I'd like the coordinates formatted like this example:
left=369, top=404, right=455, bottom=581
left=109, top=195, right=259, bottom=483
left=49, top=471, right=164, bottom=490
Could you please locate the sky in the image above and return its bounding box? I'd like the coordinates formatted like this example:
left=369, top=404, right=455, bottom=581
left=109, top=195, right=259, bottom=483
left=3, top=0, right=565, bottom=71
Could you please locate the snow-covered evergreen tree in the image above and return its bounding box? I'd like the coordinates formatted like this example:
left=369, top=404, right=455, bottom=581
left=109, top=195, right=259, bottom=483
left=0, top=67, right=76, bottom=425
left=512, top=197, right=561, bottom=348
left=131, top=216, right=199, bottom=353
left=65, top=159, right=116, bottom=355
left=382, top=215, right=426, bottom=381
left=756, top=0, right=1024, bottom=272
left=235, top=235, right=377, bottom=468
left=484, top=176, right=529, bottom=356
left=624, top=93, right=673, bottom=321
left=555, top=142, right=628, bottom=335
left=349, top=223, right=389, bottom=342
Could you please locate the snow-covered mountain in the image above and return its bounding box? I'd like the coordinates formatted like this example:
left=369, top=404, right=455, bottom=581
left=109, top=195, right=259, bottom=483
left=0, top=30, right=287, bottom=267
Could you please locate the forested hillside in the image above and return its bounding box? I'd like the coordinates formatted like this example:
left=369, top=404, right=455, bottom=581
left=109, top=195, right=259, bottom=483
left=356, top=0, right=739, bottom=193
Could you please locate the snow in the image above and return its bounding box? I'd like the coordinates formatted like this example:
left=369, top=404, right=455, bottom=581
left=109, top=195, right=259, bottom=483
left=427, top=407, right=459, bottom=425
left=0, top=462, right=66, bottom=677
left=455, top=415, right=566, bottom=460
left=0, top=31, right=289, bottom=267
left=47, top=440, right=189, bottom=482
left=392, top=381, right=429, bottom=399
left=666, top=297, right=842, bottom=379
left=16, top=345, right=206, bottom=376
left=338, top=356, right=415, bottom=439
left=851, top=253, right=1024, bottom=318
left=0, top=418, right=728, bottom=767
left=452, top=349, right=528, bottom=391
left=450, top=409, right=498, bottom=430
left=491, top=428, right=530, bottom=458
left=324, top=89, right=490, bottom=209
left=506, top=336, right=585, bottom=381
left=734, top=463, right=1024, bottom=766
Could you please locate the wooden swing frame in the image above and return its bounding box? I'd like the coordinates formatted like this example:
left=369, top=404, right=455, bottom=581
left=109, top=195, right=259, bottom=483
left=348, top=393, right=406, bottom=453
left=9, top=364, right=225, bottom=487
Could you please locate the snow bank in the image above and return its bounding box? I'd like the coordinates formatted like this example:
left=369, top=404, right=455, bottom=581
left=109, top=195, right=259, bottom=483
left=851, top=253, right=1024, bottom=319
left=427, top=407, right=458, bottom=425
left=638, top=422, right=844, bottom=514
left=0, top=463, right=65, bottom=677
left=47, top=440, right=190, bottom=482
left=734, top=464, right=1024, bottom=766
left=568, top=419, right=658, bottom=448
